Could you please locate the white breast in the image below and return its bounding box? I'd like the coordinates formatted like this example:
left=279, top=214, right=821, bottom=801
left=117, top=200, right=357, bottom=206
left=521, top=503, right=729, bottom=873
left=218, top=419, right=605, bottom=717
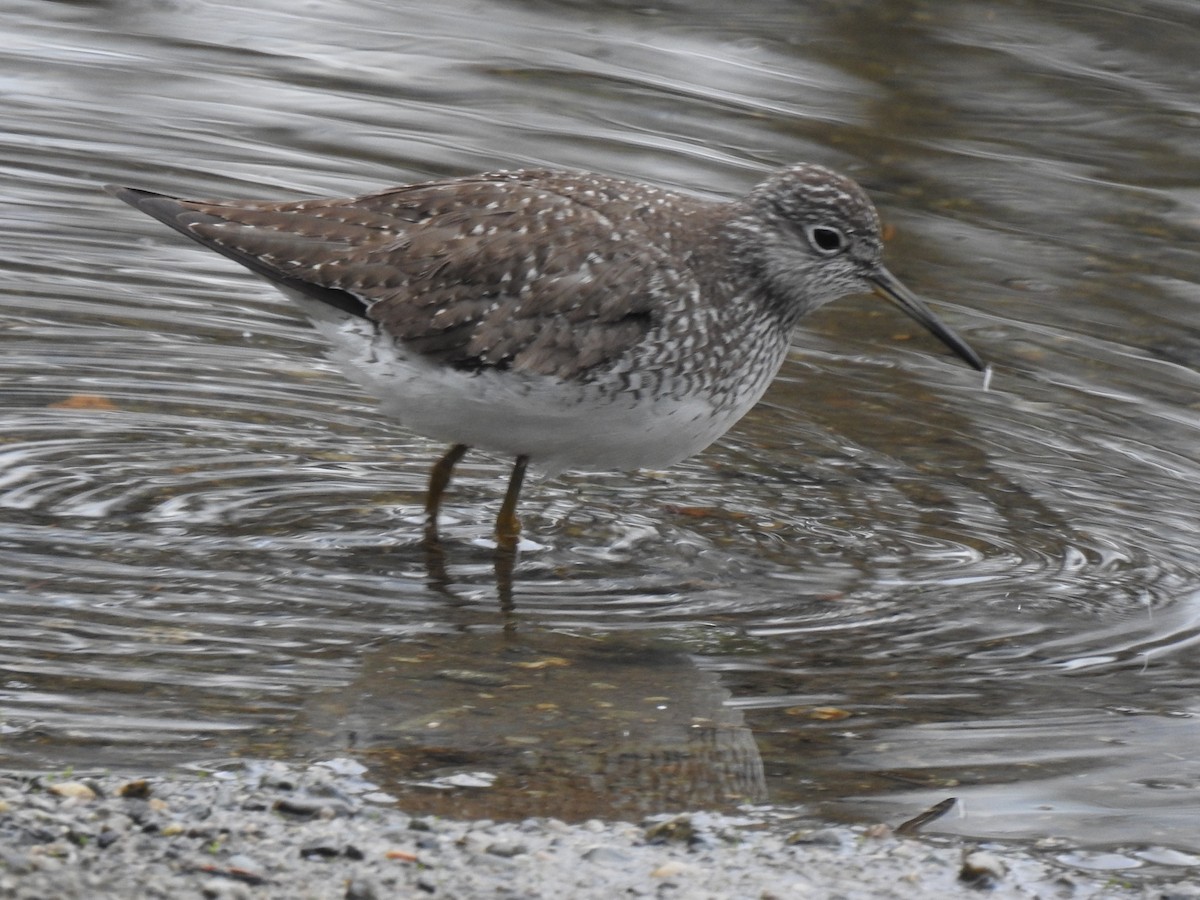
left=288, top=293, right=783, bottom=475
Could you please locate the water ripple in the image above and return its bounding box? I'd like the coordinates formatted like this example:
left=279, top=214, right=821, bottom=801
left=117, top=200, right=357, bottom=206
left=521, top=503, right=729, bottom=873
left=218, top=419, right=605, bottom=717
left=4, top=0, right=1200, bottom=852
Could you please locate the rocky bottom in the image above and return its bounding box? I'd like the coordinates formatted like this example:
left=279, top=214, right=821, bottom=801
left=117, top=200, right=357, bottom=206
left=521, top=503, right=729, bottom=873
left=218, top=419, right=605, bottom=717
left=0, top=762, right=1194, bottom=899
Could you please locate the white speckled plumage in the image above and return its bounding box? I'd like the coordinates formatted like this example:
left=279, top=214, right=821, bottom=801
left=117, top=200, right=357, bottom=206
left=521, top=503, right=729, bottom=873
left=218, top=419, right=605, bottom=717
left=107, top=163, right=983, bottom=541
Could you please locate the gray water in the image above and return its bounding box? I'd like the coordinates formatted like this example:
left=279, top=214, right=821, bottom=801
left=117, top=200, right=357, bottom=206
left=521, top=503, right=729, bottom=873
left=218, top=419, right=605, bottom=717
left=3, top=0, right=1200, bottom=877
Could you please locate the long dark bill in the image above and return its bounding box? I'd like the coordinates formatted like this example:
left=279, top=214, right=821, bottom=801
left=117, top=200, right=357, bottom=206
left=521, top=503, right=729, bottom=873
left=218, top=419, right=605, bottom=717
left=869, top=267, right=985, bottom=372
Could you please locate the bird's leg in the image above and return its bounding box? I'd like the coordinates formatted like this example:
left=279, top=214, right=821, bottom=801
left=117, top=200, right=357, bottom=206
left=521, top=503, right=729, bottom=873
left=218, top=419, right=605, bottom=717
left=495, top=455, right=529, bottom=549
left=425, top=443, right=469, bottom=539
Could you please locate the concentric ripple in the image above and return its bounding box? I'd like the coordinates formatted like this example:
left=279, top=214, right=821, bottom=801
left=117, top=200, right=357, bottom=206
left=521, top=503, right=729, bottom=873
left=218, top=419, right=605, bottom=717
left=3, top=0, right=1200, bottom=861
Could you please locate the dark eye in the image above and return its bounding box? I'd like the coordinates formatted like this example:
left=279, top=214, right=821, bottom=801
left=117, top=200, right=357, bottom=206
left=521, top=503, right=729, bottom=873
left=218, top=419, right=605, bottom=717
left=806, top=225, right=847, bottom=255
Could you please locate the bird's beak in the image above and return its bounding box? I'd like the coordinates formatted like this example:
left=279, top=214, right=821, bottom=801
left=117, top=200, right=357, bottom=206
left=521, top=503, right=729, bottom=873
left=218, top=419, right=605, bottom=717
left=868, top=267, right=985, bottom=372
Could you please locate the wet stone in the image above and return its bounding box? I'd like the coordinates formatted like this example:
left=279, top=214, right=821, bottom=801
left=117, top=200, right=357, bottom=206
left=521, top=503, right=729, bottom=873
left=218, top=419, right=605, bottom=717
left=258, top=772, right=298, bottom=791
left=786, top=828, right=846, bottom=847
left=305, top=782, right=358, bottom=805
left=47, top=781, right=97, bottom=802
left=118, top=779, right=152, bottom=799
left=581, top=845, right=632, bottom=865
left=485, top=841, right=527, bottom=858
left=644, top=815, right=696, bottom=844
left=651, top=859, right=689, bottom=878
left=228, top=850, right=263, bottom=868
left=300, top=842, right=342, bottom=859
left=274, top=795, right=355, bottom=818
left=0, top=765, right=1195, bottom=898
left=960, top=849, right=1006, bottom=888
left=345, top=876, right=382, bottom=900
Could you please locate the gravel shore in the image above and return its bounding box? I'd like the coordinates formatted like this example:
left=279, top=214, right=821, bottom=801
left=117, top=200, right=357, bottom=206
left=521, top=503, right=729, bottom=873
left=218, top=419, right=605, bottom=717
left=1, top=762, right=1193, bottom=899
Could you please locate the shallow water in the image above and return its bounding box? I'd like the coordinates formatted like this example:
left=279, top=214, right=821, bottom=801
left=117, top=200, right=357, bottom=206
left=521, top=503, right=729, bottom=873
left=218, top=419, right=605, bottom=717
left=3, top=0, right=1200, bottom=874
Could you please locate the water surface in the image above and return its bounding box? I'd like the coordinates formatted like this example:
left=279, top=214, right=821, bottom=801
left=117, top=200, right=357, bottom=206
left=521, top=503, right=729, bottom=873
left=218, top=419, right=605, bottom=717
left=3, top=0, right=1200, bottom=879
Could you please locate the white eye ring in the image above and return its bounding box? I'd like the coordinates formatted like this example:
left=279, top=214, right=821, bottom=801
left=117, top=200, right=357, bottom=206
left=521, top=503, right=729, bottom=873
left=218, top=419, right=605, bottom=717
left=806, top=224, right=847, bottom=255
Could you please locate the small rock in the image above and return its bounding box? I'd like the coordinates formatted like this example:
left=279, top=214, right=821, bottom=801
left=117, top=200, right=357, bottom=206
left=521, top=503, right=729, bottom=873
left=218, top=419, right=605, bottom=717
left=457, top=831, right=491, bottom=854
left=1136, top=847, right=1200, bottom=866
left=644, top=815, right=695, bottom=844
left=345, top=876, right=382, bottom=900
left=438, top=772, right=496, bottom=789
left=30, top=840, right=73, bottom=861
left=536, top=817, right=571, bottom=835
left=258, top=770, right=297, bottom=791
left=305, top=782, right=357, bottom=803
left=224, top=853, right=266, bottom=883
left=47, top=782, right=96, bottom=802
left=118, top=779, right=151, bottom=799
left=100, top=811, right=136, bottom=836
left=96, top=829, right=122, bottom=849
left=485, top=841, right=527, bottom=858
left=274, top=796, right=353, bottom=818
left=315, top=757, right=368, bottom=777
left=201, top=877, right=253, bottom=900
left=651, top=860, right=689, bottom=878
left=582, top=845, right=633, bottom=865
left=960, top=849, right=1006, bottom=888
left=300, top=842, right=341, bottom=859
left=785, top=828, right=843, bottom=847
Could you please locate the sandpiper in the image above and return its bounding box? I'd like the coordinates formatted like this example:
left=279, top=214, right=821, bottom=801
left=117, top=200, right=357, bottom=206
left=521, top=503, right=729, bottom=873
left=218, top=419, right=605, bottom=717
left=107, top=163, right=985, bottom=545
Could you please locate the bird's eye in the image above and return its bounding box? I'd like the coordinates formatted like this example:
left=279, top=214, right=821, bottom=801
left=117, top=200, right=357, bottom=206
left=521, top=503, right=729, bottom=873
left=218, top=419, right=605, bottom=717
left=806, top=225, right=847, bottom=255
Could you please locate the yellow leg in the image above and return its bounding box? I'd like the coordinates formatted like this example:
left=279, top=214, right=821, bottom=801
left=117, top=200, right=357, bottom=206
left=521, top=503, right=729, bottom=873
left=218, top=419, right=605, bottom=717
left=425, top=443, right=469, bottom=535
left=495, top=455, right=529, bottom=549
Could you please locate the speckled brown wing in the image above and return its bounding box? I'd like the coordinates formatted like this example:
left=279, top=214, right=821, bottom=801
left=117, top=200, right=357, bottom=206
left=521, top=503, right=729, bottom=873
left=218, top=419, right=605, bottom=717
left=110, top=170, right=708, bottom=380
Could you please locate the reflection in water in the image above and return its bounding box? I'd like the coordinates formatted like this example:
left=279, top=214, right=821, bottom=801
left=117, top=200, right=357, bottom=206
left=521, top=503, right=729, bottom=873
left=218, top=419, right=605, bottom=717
left=2, top=0, right=1200, bottom=860
left=299, top=630, right=765, bottom=821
